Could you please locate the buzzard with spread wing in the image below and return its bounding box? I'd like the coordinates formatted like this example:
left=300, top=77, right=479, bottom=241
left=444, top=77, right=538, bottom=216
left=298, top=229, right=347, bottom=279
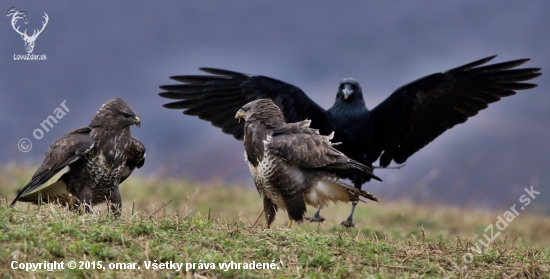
left=10, top=98, right=145, bottom=214
left=235, top=99, right=381, bottom=229
left=160, top=56, right=541, bottom=227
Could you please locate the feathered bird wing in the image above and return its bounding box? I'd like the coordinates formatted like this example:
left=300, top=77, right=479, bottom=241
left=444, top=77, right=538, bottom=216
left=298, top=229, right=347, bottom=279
left=10, top=126, right=94, bottom=206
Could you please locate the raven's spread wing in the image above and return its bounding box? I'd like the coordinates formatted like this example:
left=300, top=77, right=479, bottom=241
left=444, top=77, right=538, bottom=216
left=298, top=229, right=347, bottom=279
left=267, top=130, right=381, bottom=181
left=370, top=56, right=541, bottom=167
left=10, top=126, right=94, bottom=207
left=120, top=136, right=146, bottom=183
left=159, top=68, right=327, bottom=139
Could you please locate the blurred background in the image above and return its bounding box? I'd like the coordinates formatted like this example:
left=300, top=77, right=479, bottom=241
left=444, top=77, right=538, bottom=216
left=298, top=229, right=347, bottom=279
left=1, top=1, right=548, bottom=211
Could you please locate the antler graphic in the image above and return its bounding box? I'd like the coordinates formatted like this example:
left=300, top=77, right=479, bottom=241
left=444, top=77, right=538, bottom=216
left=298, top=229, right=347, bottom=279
left=32, top=13, right=49, bottom=38
left=7, top=7, right=28, bottom=37
left=6, top=7, right=48, bottom=53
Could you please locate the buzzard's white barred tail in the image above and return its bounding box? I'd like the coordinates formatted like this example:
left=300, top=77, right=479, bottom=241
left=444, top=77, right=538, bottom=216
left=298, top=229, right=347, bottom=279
left=305, top=180, right=351, bottom=208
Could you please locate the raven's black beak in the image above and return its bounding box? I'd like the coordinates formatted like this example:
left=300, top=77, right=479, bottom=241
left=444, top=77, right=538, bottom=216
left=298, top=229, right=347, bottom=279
left=342, top=84, right=353, bottom=100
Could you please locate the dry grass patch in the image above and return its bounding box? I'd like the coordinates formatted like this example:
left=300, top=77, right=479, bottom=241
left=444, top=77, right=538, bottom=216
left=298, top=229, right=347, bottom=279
left=1, top=164, right=549, bottom=278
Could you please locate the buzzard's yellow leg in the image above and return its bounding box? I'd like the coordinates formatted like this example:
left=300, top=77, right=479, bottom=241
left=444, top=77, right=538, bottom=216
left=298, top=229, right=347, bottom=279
left=263, top=223, right=270, bottom=230
left=252, top=209, right=264, bottom=228
left=286, top=220, right=293, bottom=229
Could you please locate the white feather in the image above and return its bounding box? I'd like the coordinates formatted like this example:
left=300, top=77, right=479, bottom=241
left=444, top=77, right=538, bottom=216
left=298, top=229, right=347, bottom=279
left=304, top=179, right=350, bottom=208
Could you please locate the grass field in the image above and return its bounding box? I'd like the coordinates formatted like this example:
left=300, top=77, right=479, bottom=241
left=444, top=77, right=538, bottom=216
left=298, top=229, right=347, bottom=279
left=1, top=163, right=549, bottom=278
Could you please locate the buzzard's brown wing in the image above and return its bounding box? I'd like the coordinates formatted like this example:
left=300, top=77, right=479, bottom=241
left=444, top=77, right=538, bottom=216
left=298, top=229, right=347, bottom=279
left=266, top=129, right=381, bottom=181
left=266, top=130, right=381, bottom=203
left=10, top=126, right=94, bottom=206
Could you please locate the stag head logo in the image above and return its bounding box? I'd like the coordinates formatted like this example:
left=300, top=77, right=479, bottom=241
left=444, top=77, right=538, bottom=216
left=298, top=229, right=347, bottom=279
left=6, top=7, right=48, bottom=54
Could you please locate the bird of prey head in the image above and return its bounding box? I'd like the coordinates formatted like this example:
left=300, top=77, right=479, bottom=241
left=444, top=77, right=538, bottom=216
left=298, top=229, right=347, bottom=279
left=90, top=98, right=141, bottom=128
left=235, top=98, right=285, bottom=127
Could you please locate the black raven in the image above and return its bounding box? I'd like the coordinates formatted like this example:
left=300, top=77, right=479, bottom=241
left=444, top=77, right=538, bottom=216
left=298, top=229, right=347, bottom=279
left=159, top=56, right=541, bottom=227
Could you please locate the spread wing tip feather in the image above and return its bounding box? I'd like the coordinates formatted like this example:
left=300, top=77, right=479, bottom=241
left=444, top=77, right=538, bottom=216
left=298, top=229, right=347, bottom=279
left=198, top=67, right=249, bottom=77
left=158, top=92, right=184, bottom=99
left=162, top=101, right=188, bottom=109
left=9, top=176, right=43, bottom=207
left=347, top=159, right=383, bottom=182
left=371, top=173, right=383, bottom=182
left=9, top=197, right=19, bottom=208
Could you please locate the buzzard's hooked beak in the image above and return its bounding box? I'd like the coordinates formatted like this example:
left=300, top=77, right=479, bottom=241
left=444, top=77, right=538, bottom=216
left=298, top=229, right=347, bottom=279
left=134, top=116, right=141, bottom=127
left=235, top=109, right=246, bottom=123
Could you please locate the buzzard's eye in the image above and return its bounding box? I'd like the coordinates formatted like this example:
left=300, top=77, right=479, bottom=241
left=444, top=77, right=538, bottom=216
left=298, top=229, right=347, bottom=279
left=122, top=113, right=131, bottom=118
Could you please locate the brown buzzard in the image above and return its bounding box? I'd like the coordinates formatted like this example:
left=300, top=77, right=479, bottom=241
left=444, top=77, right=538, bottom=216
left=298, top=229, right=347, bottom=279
left=10, top=98, right=145, bottom=215
left=235, top=99, right=381, bottom=228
